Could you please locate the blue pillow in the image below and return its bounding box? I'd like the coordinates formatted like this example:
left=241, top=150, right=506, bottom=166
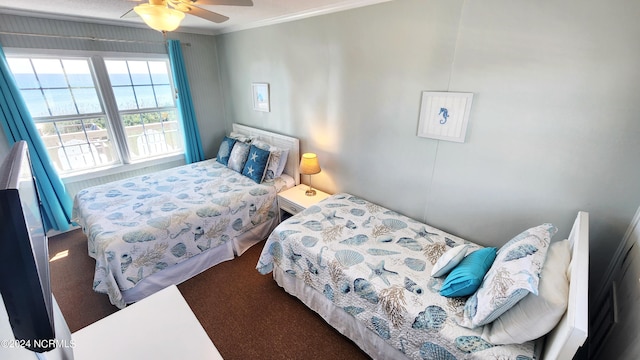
left=216, top=136, right=236, bottom=166
left=440, top=247, right=497, bottom=298
left=242, top=145, right=271, bottom=183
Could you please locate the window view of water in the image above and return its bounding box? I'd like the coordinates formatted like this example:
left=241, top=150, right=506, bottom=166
left=6, top=56, right=183, bottom=174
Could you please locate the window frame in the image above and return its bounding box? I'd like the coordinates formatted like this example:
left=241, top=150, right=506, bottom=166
left=4, top=48, right=184, bottom=182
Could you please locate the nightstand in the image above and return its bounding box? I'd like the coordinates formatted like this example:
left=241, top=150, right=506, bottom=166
left=278, top=184, right=331, bottom=222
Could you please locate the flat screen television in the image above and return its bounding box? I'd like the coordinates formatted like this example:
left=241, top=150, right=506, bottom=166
left=0, top=141, right=55, bottom=353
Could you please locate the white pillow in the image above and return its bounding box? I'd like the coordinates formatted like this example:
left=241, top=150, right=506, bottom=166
left=251, top=139, right=271, bottom=150
left=481, top=239, right=571, bottom=344
left=431, top=244, right=469, bottom=277
left=275, top=148, right=289, bottom=177
left=229, top=131, right=253, bottom=143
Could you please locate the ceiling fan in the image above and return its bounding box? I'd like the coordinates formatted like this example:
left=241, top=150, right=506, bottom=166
left=122, top=0, right=254, bottom=32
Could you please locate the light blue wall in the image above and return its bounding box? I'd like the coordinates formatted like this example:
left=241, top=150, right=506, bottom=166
left=215, top=0, right=640, bottom=289
left=1, top=1, right=639, bottom=291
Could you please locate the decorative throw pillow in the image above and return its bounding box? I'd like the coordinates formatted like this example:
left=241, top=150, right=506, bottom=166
left=481, top=239, right=571, bottom=344
left=251, top=140, right=278, bottom=179
left=440, top=247, right=497, bottom=298
left=457, top=223, right=557, bottom=329
left=263, top=149, right=282, bottom=180
left=215, top=136, right=236, bottom=166
left=242, top=145, right=271, bottom=183
left=275, top=148, right=289, bottom=177
left=251, top=140, right=289, bottom=179
left=227, top=142, right=250, bottom=172
left=431, top=244, right=470, bottom=277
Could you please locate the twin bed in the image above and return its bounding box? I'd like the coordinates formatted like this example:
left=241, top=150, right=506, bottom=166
left=257, top=194, right=588, bottom=360
left=73, top=124, right=588, bottom=359
left=256, top=194, right=589, bottom=360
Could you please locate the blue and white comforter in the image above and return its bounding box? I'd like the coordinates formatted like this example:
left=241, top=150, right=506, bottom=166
left=73, top=159, right=278, bottom=308
left=257, top=193, right=536, bottom=360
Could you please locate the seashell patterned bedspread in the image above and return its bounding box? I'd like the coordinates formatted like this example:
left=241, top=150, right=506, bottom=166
left=73, top=159, right=279, bottom=308
left=257, top=193, right=537, bottom=360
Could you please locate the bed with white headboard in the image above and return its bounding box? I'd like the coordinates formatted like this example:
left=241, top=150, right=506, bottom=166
left=232, top=123, right=300, bottom=186
left=73, top=124, right=300, bottom=308
left=257, top=190, right=589, bottom=360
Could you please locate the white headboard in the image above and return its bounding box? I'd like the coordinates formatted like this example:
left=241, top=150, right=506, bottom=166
left=542, top=211, right=589, bottom=359
left=232, top=123, right=300, bottom=185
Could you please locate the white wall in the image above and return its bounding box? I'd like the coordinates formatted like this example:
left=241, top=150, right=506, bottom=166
left=215, top=0, right=640, bottom=290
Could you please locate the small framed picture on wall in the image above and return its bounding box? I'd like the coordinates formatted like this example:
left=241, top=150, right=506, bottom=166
left=417, top=91, right=474, bottom=143
left=252, top=83, right=270, bottom=112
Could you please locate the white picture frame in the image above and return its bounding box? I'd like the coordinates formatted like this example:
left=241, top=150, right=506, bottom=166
left=252, top=83, right=270, bottom=112
left=417, top=91, right=474, bottom=143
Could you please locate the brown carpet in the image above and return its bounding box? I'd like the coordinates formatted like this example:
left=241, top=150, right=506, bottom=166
left=48, top=229, right=371, bottom=360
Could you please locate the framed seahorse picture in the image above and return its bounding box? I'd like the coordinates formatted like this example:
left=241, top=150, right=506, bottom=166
left=417, top=91, right=474, bottom=143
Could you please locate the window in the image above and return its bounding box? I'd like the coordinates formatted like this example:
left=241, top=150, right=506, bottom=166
left=6, top=54, right=183, bottom=175
left=105, top=59, right=181, bottom=161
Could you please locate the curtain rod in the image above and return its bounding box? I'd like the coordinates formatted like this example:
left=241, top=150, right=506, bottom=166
left=0, top=31, right=190, bottom=46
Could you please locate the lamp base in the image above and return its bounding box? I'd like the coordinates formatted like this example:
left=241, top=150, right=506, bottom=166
left=305, top=188, right=316, bottom=196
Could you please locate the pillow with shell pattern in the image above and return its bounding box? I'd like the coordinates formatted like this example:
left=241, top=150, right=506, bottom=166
left=456, top=223, right=557, bottom=329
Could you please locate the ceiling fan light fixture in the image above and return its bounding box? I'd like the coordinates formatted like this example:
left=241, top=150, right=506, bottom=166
left=134, top=3, right=185, bottom=32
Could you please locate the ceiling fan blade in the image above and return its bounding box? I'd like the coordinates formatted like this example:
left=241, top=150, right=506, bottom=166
left=181, top=0, right=253, bottom=6
left=185, top=6, right=230, bottom=23
left=120, top=8, right=138, bottom=19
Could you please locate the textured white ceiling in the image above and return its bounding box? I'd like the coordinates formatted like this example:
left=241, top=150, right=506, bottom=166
left=0, top=0, right=390, bottom=35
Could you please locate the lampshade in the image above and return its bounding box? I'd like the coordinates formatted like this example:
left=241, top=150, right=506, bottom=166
left=134, top=3, right=185, bottom=32
left=300, top=153, right=321, bottom=175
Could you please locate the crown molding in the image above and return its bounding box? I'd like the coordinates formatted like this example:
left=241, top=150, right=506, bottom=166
left=0, top=0, right=391, bottom=37
left=214, top=0, right=391, bottom=35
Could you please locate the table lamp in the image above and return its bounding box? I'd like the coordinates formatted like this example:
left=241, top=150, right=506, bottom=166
left=299, top=153, right=321, bottom=196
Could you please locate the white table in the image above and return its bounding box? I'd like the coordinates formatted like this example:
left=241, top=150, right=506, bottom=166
left=277, top=184, right=331, bottom=221
left=72, top=285, right=222, bottom=360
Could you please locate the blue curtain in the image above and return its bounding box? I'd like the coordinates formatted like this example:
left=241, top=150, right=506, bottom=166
left=167, top=39, right=204, bottom=164
left=0, top=44, right=72, bottom=232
